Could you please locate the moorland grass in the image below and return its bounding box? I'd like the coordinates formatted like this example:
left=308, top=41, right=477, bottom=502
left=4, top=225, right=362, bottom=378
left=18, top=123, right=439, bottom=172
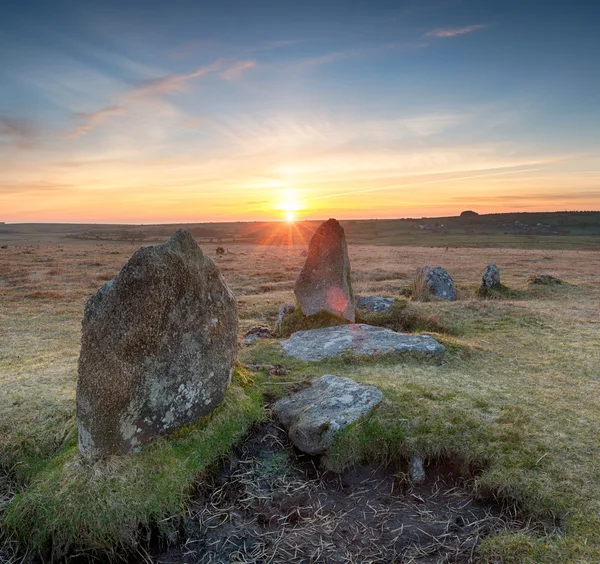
left=4, top=372, right=264, bottom=557
left=1, top=242, right=599, bottom=561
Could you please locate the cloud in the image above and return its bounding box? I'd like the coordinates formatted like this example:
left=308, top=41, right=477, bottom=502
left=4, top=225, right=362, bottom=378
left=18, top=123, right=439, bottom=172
left=450, top=190, right=600, bottom=203
left=64, top=106, right=126, bottom=139
left=220, top=60, right=257, bottom=81
left=0, top=116, right=38, bottom=147
left=63, top=59, right=256, bottom=139
left=425, top=25, right=486, bottom=38
left=0, top=181, right=72, bottom=195
left=295, top=41, right=428, bottom=72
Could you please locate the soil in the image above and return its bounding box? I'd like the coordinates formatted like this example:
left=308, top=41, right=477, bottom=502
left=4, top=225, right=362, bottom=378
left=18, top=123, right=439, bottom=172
left=153, top=420, right=523, bottom=564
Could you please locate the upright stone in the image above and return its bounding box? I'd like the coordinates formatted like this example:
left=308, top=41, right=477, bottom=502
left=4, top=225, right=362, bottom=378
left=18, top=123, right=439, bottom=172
left=481, top=264, right=501, bottom=289
left=416, top=266, right=456, bottom=301
left=294, top=218, right=355, bottom=322
left=76, top=229, right=238, bottom=458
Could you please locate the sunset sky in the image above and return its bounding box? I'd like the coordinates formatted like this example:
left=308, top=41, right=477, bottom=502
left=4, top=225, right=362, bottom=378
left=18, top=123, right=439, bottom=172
left=1, top=0, right=599, bottom=223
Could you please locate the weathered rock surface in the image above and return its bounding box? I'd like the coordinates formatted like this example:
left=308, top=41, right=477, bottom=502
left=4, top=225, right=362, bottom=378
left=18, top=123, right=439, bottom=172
left=275, top=304, right=296, bottom=335
left=356, top=295, right=395, bottom=313
left=417, top=266, right=456, bottom=301
left=76, top=229, right=238, bottom=458
left=481, top=264, right=501, bottom=289
left=294, top=218, right=355, bottom=322
left=273, top=375, right=383, bottom=455
left=280, top=324, right=444, bottom=362
left=242, top=325, right=275, bottom=345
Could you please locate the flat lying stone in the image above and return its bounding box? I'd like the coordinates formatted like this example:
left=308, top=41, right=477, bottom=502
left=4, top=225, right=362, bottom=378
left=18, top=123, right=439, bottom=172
left=280, top=324, right=444, bottom=362
left=356, top=295, right=395, bottom=313
left=273, top=375, right=383, bottom=455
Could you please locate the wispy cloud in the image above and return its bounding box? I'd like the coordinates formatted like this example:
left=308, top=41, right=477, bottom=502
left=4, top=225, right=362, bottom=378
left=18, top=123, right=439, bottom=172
left=220, top=60, right=257, bottom=81
left=0, top=116, right=38, bottom=147
left=295, top=41, right=428, bottom=72
left=64, top=106, right=125, bottom=139
left=450, top=190, right=600, bottom=203
left=63, top=59, right=256, bottom=139
left=425, top=24, right=486, bottom=38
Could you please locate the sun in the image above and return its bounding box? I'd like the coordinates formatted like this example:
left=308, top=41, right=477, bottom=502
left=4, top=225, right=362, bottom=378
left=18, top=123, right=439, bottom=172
left=276, top=187, right=303, bottom=223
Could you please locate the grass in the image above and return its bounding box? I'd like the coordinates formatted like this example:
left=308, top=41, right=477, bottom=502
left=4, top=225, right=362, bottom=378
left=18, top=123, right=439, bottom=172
left=276, top=307, right=348, bottom=337
left=4, top=372, right=264, bottom=558
left=356, top=298, right=452, bottom=334
left=1, top=240, right=600, bottom=561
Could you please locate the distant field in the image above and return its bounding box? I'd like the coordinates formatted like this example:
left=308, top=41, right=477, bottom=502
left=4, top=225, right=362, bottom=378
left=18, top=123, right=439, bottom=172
left=1, top=230, right=600, bottom=561
left=1, top=211, right=599, bottom=250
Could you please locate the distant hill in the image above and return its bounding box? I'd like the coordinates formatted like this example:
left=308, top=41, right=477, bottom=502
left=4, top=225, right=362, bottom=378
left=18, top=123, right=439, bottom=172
left=1, top=211, right=599, bottom=250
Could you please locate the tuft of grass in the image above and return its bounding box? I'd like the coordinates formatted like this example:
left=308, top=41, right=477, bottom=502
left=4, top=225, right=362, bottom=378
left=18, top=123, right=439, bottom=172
left=411, top=267, right=431, bottom=302
left=475, top=283, right=524, bottom=300
left=4, top=371, right=265, bottom=557
left=276, top=306, right=348, bottom=338
left=528, top=274, right=564, bottom=286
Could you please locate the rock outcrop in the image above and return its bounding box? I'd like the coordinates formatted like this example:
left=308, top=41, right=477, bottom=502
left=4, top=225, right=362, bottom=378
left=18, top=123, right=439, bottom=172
left=76, top=229, right=238, bottom=458
left=415, top=266, right=456, bottom=301
left=481, top=264, right=501, bottom=289
left=294, top=219, right=355, bottom=322
left=280, top=324, right=444, bottom=362
left=273, top=375, right=383, bottom=455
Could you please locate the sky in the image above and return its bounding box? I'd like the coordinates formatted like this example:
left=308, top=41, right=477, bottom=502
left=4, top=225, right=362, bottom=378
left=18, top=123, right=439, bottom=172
left=1, top=0, right=599, bottom=223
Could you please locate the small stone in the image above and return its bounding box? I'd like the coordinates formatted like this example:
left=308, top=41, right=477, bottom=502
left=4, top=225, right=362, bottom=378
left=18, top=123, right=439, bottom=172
left=409, top=456, right=426, bottom=484
left=273, top=375, right=383, bottom=455
left=294, top=218, right=355, bottom=322
left=415, top=266, right=456, bottom=301
left=242, top=325, right=275, bottom=345
left=356, top=295, right=395, bottom=313
left=242, top=333, right=259, bottom=345
left=281, top=324, right=444, bottom=362
left=481, top=264, right=501, bottom=289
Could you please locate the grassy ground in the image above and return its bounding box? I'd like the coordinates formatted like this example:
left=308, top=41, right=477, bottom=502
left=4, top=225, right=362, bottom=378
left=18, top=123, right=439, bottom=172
left=1, top=241, right=599, bottom=561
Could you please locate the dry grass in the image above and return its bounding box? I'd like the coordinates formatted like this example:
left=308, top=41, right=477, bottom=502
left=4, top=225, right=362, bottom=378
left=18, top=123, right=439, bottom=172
left=1, top=239, right=600, bottom=561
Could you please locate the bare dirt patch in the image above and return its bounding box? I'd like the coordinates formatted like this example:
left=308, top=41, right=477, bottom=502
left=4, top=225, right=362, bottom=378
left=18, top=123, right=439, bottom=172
left=154, top=421, right=529, bottom=564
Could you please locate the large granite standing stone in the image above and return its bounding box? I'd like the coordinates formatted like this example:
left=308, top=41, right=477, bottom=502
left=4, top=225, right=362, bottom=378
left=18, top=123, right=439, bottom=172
left=294, top=219, right=355, bottom=322
left=76, top=229, right=238, bottom=458
left=481, top=264, right=501, bottom=289
left=417, top=266, right=456, bottom=301
left=281, top=324, right=444, bottom=362
left=273, top=375, right=383, bottom=455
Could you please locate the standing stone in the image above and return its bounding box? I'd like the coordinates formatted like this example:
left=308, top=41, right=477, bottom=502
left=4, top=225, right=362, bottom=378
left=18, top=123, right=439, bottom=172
left=416, top=266, right=456, bottom=301
left=294, top=218, right=355, bottom=322
left=76, top=229, right=238, bottom=458
left=481, top=264, right=501, bottom=289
